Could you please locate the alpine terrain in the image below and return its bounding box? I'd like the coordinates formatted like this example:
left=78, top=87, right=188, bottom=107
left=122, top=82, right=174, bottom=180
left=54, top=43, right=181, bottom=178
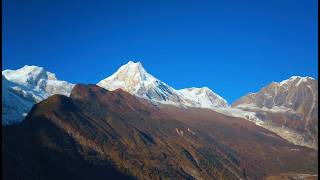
left=232, top=76, right=318, bottom=149
left=2, top=61, right=318, bottom=180
left=2, top=65, right=74, bottom=125
left=97, top=61, right=228, bottom=108
left=3, top=84, right=318, bottom=180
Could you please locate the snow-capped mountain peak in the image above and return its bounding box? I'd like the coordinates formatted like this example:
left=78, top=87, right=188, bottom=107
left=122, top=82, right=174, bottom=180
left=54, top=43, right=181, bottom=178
left=178, top=87, right=228, bottom=108
left=97, top=61, right=185, bottom=105
left=97, top=61, right=228, bottom=109
left=115, top=60, right=146, bottom=77
left=98, top=61, right=157, bottom=93
left=2, top=65, right=74, bottom=125
left=233, top=75, right=317, bottom=110
left=3, top=65, right=57, bottom=87
left=2, top=62, right=230, bottom=125
left=231, top=76, right=318, bottom=149
left=279, top=76, right=315, bottom=87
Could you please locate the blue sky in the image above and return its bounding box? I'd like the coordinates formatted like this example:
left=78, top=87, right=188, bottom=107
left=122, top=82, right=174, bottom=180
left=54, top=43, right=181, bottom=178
left=2, top=0, right=318, bottom=103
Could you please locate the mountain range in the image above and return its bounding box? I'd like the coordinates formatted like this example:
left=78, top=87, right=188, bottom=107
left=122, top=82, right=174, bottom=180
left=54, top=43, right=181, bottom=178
left=3, top=84, right=318, bottom=180
left=233, top=76, right=318, bottom=149
left=2, top=61, right=318, bottom=149
left=97, top=61, right=228, bottom=108
left=2, top=65, right=74, bottom=125
left=2, top=61, right=318, bottom=179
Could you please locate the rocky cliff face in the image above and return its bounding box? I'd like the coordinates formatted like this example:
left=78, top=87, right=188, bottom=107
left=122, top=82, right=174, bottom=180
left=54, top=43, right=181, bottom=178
left=233, top=76, right=317, bottom=112
left=232, top=76, right=318, bottom=149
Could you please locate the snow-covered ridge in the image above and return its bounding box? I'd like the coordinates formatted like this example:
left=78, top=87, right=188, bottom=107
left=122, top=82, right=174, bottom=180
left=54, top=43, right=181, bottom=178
left=236, top=103, right=293, bottom=113
left=178, top=87, right=228, bottom=108
left=3, top=65, right=57, bottom=86
left=2, top=65, right=75, bottom=125
left=3, top=62, right=228, bottom=125
left=97, top=61, right=228, bottom=108
left=97, top=61, right=185, bottom=105
left=279, top=76, right=315, bottom=86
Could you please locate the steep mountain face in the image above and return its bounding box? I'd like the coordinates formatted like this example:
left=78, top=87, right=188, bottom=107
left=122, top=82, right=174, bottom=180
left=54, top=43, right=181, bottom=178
left=232, top=76, right=318, bottom=149
left=2, top=65, right=74, bottom=125
left=233, top=76, right=317, bottom=111
left=178, top=87, right=228, bottom=108
left=2, top=76, right=35, bottom=125
left=3, top=84, right=317, bottom=180
left=97, top=61, right=186, bottom=105
left=97, top=61, right=228, bottom=108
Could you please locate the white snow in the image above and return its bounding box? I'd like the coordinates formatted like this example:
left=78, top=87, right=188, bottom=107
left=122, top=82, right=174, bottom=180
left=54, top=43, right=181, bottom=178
left=279, top=76, right=314, bottom=86
left=178, top=87, right=228, bottom=108
left=97, top=61, right=228, bottom=108
left=236, top=103, right=293, bottom=113
left=213, top=107, right=264, bottom=125
left=2, top=66, right=74, bottom=125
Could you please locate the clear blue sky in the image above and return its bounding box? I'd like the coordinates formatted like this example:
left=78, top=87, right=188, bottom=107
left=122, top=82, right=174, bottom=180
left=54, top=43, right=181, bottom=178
left=2, top=0, right=318, bottom=103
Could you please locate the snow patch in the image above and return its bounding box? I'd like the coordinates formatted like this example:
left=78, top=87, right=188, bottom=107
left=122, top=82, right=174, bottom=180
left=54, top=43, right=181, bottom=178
left=236, top=103, right=293, bottom=113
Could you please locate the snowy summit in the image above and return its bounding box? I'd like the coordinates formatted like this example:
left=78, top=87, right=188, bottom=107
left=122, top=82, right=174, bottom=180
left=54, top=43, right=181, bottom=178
left=2, top=65, right=74, bottom=125
left=97, top=61, right=228, bottom=108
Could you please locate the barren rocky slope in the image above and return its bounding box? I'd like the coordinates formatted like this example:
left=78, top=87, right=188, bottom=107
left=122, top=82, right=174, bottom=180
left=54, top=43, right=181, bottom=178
left=232, top=76, right=318, bottom=149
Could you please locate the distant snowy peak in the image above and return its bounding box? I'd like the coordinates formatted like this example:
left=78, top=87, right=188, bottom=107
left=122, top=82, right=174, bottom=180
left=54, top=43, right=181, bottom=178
left=97, top=61, right=228, bottom=108
left=97, top=61, right=185, bottom=105
left=279, top=76, right=315, bottom=87
left=2, top=65, right=74, bottom=125
left=3, top=65, right=57, bottom=87
left=232, top=75, right=317, bottom=111
left=3, top=65, right=74, bottom=98
left=231, top=76, right=318, bottom=149
left=98, top=61, right=156, bottom=92
left=178, top=87, right=228, bottom=108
